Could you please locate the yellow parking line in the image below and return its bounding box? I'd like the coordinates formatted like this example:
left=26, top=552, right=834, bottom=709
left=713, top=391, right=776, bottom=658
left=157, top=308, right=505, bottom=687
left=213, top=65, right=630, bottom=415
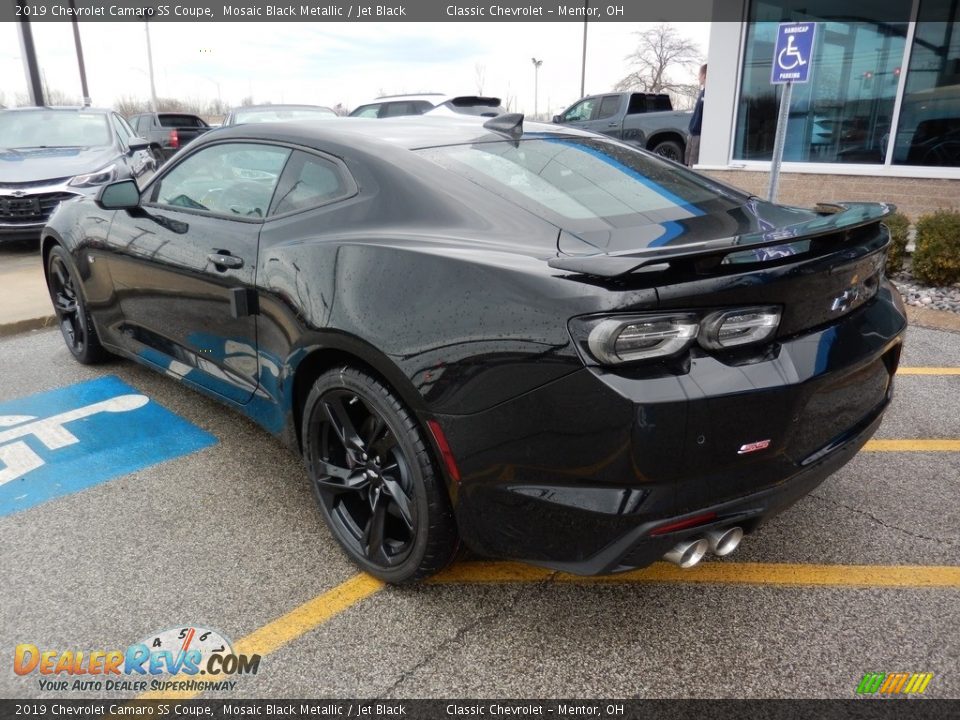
left=864, top=439, right=960, bottom=452
left=897, top=367, right=960, bottom=375
left=136, top=559, right=957, bottom=702
left=431, top=561, right=960, bottom=588
left=138, top=573, right=384, bottom=700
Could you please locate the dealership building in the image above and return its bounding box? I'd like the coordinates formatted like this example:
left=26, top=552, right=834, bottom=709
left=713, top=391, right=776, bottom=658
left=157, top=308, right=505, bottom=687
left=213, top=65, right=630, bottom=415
left=700, top=0, right=960, bottom=218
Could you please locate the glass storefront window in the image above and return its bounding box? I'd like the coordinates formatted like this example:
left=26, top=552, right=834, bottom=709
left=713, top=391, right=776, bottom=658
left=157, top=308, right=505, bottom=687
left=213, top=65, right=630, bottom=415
left=735, top=1, right=911, bottom=164
left=893, top=0, right=960, bottom=166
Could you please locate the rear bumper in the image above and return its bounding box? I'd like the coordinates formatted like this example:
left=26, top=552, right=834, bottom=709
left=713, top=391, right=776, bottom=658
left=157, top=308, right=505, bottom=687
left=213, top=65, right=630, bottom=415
left=436, top=282, right=907, bottom=574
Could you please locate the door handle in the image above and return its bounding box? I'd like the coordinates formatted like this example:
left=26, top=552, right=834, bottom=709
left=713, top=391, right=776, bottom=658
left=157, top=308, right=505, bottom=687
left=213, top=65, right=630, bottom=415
left=207, top=252, right=244, bottom=270
left=607, top=122, right=618, bottom=127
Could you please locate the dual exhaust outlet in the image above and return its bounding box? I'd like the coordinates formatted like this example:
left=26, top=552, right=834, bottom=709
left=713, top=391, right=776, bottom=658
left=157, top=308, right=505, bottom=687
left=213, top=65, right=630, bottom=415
left=663, top=526, right=743, bottom=569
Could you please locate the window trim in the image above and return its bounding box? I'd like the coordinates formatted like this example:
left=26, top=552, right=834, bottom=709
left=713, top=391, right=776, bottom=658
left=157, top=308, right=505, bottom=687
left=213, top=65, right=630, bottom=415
left=142, top=139, right=295, bottom=224
left=266, top=148, right=359, bottom=220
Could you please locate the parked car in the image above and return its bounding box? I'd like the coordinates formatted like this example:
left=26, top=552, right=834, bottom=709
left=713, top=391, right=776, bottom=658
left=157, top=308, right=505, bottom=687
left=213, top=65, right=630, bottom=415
left=222, top=104, right=338, bottom=126
left=41, top=115, right=906, bottom=583
left=350, top=94, right=504, bottom=119
left=553, top=92, right=691, bottom=162
left=128, top=112, right=211, bottom=161
left=0, top=106, right=155, bottom=243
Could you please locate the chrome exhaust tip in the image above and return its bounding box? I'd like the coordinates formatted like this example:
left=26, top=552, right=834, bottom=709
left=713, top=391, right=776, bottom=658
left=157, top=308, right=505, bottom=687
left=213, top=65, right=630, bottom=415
left=705, top=526, right=743, bottom=557
left=663, top=538, right=709, bottom=569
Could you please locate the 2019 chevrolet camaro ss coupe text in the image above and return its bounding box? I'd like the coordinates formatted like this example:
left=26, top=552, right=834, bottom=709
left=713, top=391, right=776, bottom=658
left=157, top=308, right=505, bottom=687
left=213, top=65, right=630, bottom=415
left=41, top=115, right=907, bottom=583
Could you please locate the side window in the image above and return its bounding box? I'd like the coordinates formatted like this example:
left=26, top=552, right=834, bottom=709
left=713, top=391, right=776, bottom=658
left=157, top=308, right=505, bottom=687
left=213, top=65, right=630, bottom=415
left=270, top=151, right=353, bottom=216
left=113, top=114, right=132, bottom=145
left=626, top=95, right=647, bottom=115
left=597, top=96, right=621, bottom=120
left=411, top=101, right=434, bottom=115
left=381, top=102, right=416, bottom=118
left=117, top=115, right=137, bottom=138
left=562, top=99, right=596, bottom=122
left=151, top=143, right=291, bottom=219
left=352, top=104, right=380, bottom=118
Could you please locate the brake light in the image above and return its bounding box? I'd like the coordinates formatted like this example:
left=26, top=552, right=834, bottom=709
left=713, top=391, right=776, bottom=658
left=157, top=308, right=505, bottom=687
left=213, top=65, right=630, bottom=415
left=169, top=129, right=179, bottom=149
left=427, top=420, right=461, bottom=484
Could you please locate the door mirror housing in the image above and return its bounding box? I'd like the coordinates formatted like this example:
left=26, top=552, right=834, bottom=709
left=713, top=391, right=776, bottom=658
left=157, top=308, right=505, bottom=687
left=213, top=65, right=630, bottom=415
left=128, top=137, right=151, bottom=153
left=552, top=115, right=562, bottom=123
left=97, top=179, right=141, bottom=210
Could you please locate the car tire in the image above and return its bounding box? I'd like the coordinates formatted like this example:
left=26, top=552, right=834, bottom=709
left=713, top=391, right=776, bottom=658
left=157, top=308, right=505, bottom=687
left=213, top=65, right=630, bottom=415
left=46, top=245, right=110, bottom=365
left=651, top=140, right=684, bottom=162
left=302, top=367, right=459, bottom=583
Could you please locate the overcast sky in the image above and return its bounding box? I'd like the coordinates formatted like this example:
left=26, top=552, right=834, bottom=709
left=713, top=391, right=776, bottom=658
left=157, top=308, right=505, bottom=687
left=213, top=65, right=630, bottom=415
left=0, top=21, right=710, bottom=115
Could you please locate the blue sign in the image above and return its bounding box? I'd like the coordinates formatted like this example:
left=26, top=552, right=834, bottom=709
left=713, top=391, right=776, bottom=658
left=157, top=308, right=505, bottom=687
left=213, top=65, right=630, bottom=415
left=771, top=22, right=817, bottom=84
left=0, top=376, right=217, bottom=516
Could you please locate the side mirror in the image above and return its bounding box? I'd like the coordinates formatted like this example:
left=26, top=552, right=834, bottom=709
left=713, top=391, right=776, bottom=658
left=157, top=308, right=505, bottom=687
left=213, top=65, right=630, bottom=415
left=128, top=137, right=151, bottom=153
left=97, top=179, right=141, bottom=210
left=552, top=115, right=562, bottom=124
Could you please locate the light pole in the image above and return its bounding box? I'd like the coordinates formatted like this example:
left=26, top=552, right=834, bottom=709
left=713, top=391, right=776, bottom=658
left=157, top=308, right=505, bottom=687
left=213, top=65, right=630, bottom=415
left=531, top=57, right=543, bottom=119
left=580, top=1, right=588, bottom=97
left=144, top=21, right=158, bottom=112
left=68, top=0, right=91, bottom=106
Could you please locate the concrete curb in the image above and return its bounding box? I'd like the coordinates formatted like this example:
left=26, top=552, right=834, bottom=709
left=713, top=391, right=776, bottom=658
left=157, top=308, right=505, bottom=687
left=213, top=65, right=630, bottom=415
left=906, top=305, right=960, bottom=333
left=0, top=314, right=58, bottom=339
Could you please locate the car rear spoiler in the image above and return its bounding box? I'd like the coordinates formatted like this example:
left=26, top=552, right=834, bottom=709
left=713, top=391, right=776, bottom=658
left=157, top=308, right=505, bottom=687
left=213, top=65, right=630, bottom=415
left=547, top=202, right=895, bottom=279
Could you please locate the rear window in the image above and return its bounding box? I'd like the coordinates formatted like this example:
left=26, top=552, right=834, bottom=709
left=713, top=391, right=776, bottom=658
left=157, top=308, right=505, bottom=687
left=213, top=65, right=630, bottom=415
left=158, top=115, right=206, bottom=128
left=418, top=137, right=746, bottom=235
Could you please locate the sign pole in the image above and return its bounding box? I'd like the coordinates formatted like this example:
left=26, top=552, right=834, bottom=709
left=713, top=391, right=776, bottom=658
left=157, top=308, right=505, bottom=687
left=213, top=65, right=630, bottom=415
left=767, top=80, right=793, bottom=202
left=768, top=21, right=816, bottom=203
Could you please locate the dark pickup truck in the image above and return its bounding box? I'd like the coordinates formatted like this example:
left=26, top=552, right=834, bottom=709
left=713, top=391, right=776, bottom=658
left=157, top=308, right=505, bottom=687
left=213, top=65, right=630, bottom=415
left=128, top=112, right=211, bottom=161
left=553, top=92, right=691, bottom=162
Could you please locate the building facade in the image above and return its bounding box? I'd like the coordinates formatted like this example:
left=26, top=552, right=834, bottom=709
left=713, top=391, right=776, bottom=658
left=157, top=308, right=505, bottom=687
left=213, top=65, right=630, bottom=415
left=701, top=0, right=960, bottom=219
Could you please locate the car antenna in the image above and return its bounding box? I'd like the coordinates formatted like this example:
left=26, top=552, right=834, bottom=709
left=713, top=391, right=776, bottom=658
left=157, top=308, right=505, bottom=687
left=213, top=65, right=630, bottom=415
left=483, top=113, right=523, bottom=140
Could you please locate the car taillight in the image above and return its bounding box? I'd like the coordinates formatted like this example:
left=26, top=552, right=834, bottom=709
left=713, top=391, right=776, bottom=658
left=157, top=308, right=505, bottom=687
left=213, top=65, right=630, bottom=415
left=585, top=315, right=700, bottom=364
left=169, top=129, right=179, bottom=149
left=571, top=306, right=782, bottom=366
left=699, top=307, right=781, bottom=350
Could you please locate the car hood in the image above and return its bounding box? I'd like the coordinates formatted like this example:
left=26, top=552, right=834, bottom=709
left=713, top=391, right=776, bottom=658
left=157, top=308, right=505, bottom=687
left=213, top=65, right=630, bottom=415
left=0, top=146, right=118, bottom=185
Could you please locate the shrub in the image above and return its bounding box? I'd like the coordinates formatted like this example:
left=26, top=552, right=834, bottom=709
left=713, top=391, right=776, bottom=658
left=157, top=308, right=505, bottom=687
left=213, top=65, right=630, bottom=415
left=912, top=210, right=960, bottom=286
left=883, top=211, right=911, bottom=276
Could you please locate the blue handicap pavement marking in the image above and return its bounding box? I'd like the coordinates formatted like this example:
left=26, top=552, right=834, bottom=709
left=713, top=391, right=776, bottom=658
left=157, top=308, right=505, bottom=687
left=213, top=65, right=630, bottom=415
left=0, top=375, right=217, bottom=516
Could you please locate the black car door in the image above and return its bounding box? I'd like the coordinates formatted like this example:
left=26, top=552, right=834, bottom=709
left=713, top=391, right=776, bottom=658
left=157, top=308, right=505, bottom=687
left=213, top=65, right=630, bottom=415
left=104, top=141, right=292, bottom=404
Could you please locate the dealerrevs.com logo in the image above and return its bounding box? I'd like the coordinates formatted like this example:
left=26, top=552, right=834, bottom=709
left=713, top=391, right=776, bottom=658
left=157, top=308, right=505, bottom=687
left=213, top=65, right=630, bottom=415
left=14, top=626, right=260, bottom=693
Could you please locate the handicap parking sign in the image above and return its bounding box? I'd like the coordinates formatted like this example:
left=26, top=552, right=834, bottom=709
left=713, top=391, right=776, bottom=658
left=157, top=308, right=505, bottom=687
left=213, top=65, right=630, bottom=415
left=772, top=22, right=816, bottom=84
left=0, top=375, right=216, bottom=516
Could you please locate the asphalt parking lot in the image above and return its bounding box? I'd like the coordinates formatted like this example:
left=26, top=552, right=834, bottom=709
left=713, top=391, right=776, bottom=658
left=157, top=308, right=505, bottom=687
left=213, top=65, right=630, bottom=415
left=1, top=323, right=958, bottom=700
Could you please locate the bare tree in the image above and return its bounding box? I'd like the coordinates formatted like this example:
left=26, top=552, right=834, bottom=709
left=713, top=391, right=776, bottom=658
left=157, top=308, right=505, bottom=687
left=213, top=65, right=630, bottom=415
left=240, top=96, right=255, bottom=107
left=115, top=95, right=150, bottom=116
left=474, top=63, right=486, bottom=95
left=615, top=24, right=702, bottom=96
left=331, top=103, right=350, bottom=116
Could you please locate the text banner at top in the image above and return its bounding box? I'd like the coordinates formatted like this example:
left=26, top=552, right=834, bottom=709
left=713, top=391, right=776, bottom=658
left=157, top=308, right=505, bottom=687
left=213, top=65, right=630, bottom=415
left=0, top=0, right=882, bottom=23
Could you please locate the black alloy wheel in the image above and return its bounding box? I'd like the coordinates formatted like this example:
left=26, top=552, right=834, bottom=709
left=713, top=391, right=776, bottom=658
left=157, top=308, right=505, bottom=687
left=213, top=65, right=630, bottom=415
left=652, top=140, right=684, bottom=163
left=303, top=367, right=458, bottom=583
left=46, top=246, right=109, bottom=364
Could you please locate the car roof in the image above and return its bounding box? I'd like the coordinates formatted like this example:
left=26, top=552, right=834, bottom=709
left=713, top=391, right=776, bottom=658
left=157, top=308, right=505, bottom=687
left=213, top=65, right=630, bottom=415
left=1, top=106, right=111, bottom=113
left=229, top=104, right=335, bottom=112
left=202, top=115, right=597, bottom=151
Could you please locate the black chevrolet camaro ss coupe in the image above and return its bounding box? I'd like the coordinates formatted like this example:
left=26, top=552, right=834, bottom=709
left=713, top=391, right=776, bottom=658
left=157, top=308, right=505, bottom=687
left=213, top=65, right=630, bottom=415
left=42, top=115, right=907, bottom=583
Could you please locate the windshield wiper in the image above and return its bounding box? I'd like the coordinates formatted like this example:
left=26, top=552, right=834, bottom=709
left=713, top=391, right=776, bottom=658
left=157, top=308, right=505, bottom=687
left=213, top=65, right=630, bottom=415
left=9, top=145, right=86, bottom=150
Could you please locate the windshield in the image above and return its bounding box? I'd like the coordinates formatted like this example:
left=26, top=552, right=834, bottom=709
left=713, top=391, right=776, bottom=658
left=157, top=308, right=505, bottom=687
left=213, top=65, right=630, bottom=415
left=0, top=110, right=111, bottom=148
left=418, top=137, right=748, bottom=240
left=232, top=108, right=336, bottom=124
